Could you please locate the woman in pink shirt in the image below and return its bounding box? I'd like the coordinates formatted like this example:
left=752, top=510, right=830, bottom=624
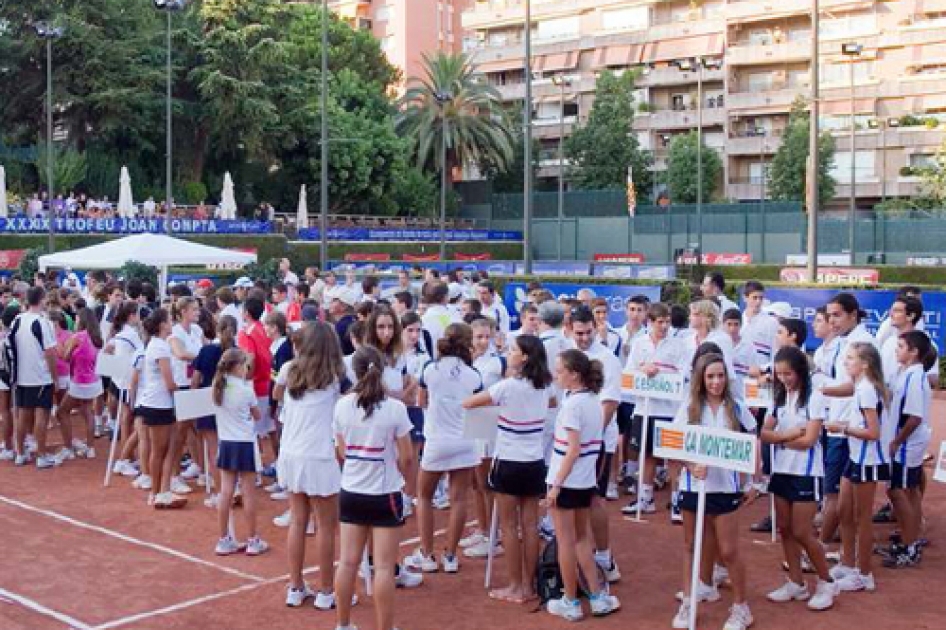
left=55, top=308, right=104, bottom=459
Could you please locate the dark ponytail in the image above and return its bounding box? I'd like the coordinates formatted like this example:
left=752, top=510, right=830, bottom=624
left=110, top=301, right=139, bottom=339
left=143, top=307, right=169, bottom=337
left=559, top=349, right=604, bottom=394
left=352, top=345, right=386, bottom=419
left=437, top=323, right=473, bottom=366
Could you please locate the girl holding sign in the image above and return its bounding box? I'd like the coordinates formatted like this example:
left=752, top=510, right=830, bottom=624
left=825, top=342, right=891, bottom=593
left=211, top=348, right=267, bottom=556
left=760, top=346, right=837, bottom=611
left=672, top=353, right=756, bottom=630
left=463, top=333, right=552, bottom=604
left=545, top=349, right=621, bottom=621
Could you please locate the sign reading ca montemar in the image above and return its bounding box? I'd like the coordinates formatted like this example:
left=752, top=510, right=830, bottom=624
left=653, top=423, right=757, bottom=475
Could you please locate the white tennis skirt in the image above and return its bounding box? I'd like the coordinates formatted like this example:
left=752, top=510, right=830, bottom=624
left=277, top=455, right=341, bottom=497
left=421, top=438, right=480, bottom=473
left=68, top=379, right=103, bottom=401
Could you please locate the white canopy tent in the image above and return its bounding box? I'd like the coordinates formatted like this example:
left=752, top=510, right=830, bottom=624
left=219, top=171, right=237, bottom=220
left=38, top=233, right=257, bottom=296
left=0, top=165, right=8, bottom=218
left=117, top=166, right=135, bottom=218
left=296, top=184, right=308, bottom=229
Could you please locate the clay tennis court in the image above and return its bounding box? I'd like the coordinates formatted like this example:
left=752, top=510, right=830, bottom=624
left=1, top=403, right=944, bottom=630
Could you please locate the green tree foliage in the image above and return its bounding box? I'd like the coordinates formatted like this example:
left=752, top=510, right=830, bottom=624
left=918, top=136, right=946, bottom=205
left=477, top=121, right=543, bottom=194
left=564, top=70, right=652, bottom=194
left=665, top=131, right=722, bottom=204
left=768, top=98, right=836, bottom=207
left=35, top=146, right=88, bottom=195
left=397, top=52, right=515, bottom=191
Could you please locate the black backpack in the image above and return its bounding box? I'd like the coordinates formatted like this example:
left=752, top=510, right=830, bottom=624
left=535, top=537, right=608, bottom=606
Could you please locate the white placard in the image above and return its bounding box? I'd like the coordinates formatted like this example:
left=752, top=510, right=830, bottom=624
left=934, top=442, right=946, bottom=484
left=173, top=388, right=214, bottom=421
left=653, top=423, right=757, bottom=475
left=743, top=378, right=772, bottom=409
left=95, top=352, right=131, bottom=381
left=463, top=406, right=499, bottom=441
left=621, top=371, right=685, bottom=401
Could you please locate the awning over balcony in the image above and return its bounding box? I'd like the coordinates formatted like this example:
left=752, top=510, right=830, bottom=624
left=593, top=44, right=644, bottom=68
left=640, top=34, right=724, bottom=64
left=475, top=56, right=525, bottom=74
left=911, top=93, right=946, bottom=113
left=535, top=51, right=579, bottom=73
left=729, top=104, right=794, bottom=117
left=820, top=98, right=877, bottom=115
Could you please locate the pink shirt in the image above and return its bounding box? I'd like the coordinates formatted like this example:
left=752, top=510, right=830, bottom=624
left=55, top=329, right=72, bottom=378
left=70, top=331, right=98, bottom=385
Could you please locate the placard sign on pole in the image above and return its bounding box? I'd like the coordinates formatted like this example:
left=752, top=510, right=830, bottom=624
left=174, top=388, right=215, bottom=421
left=933, top=442, right=946, bottom=484
left=654, top=423, right=757, bottom=630
left=742, top=378, right=776, bottom=542
left=97, top=352, right=132, bottom=488
left=463, top=406, right=502, bottom=588
left=621, top=371, right=685, bottom=522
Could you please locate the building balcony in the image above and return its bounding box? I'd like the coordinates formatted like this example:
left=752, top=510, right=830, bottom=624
left=727, top=88, right=801, bottom=113
left=644, top=18, right=726, bottom=45
left=726, top=40, right=811, bottom=66
left=634, top=107, right=726, bottom=132
left=727, top=180, right=768, bottom=200
left=727, top=135, right=784, bottom=156
left=725, top=1, right=811, bottom=24
left=464, top=0, right=634, bottom=30
left=531, top=116, right=578, bottom=140
left=637, top=66, right=725, bottom=88
left=834, top=179, right=923, bottom=200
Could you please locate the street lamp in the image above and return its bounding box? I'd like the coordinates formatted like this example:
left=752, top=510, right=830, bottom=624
left=153, top=0, right=187, bottom=234
left=434, top=91, right=454, bottom=263
left=34, top=21, right=64, bottom=253
left=756, top=127, right=767, bottom=262
left=320, top=0, right=329, bottom=270
left=842, top=41, right=862, bottom=263
left=523, top=0, right=533, bottom=274
left=807, top=0, right=821, bottom=283
left=552, top=74, right=572, bottom=261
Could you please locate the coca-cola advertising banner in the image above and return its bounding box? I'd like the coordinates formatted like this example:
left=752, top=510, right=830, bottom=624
left=0, top=249, right=28, bottom=269
left=779, top=267, right=880, bottom=285
left=593, top=253, right=646, bottom=264
left=676, top=253, right=752, bottom=265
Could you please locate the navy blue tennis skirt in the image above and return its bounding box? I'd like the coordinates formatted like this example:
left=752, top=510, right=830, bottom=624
left=217, top=441, right=256, bottom=473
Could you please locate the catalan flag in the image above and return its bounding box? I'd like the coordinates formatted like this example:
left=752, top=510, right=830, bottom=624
left=656, top=427, right=685, bottom=450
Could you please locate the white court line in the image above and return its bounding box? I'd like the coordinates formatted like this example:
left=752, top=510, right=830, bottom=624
left=94, top=521, right=474, bottom=630
left=0, top=586, right=94, bottom=630
left=0, top=494, right=266, bottom=583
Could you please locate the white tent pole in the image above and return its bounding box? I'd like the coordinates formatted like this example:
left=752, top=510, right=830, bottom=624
left=159, top=266, right=168, bottom=300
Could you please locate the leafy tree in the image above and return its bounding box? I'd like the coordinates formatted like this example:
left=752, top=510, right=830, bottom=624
left=35, top=146, right=88, bottom=195
left=119, top=261, right=159, bottom=286
left=564, top=70, right=652, bottom=194
left=918, top=136, right=946, bottom=205
left=665, top=131, right=722, bottom=204
left=477, top=121, right=542, bottom=194
left=397, top=52, right=515, bottom=192
left=388, top=167, right=439, bottom=218
left=768, top=98, right=836, bottom=207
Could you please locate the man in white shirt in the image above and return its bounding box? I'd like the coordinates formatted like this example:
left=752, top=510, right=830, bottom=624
left=11, top=286, right=59, bottom=468
left=510, top=303, right=540, bottom=338
left=701, top=271, right=738, bottom=314
left=279, top=258, right=299, bottom=286
left=741, top=280, right=779, bottom=367
left=476, top=280, right=510, bottom=336
left=421, top=282, right=461, bottom=357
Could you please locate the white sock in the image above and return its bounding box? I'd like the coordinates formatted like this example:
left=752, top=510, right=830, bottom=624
left=594, top=549, right=612, bottom=566
left=641, top=484, right=654, bottom=502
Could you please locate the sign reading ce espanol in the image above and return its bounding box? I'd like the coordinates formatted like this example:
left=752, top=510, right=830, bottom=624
left=621, top=371, right=685, bottom=401
left=654, top=423, right=757, bottom=475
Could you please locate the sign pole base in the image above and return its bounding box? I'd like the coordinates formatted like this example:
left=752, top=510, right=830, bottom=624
left=687, top=482, right=707, bottom=630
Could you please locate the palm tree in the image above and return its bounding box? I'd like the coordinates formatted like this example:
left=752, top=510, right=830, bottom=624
left=396, top=52, right=515, bottom=182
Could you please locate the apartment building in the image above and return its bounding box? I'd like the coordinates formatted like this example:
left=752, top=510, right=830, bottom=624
left=462, top=0, right=946, bottom=208
left=321, top=1, right=471, bottom=84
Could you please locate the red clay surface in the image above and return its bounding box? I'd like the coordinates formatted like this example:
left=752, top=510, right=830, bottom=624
left=1, top=401, right=945, bottom=630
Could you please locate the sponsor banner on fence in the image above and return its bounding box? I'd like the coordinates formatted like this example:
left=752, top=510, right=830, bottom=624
left=504, top=282, right=661, bottom=328
left=779, top=267, right=880, bottom=284
left=297, top=227, right=522, bottom=242
left=0, top=249, right=28, bottom=269
left=654, top=423, right=757, bottom=475
left=785, top=253, right=851, bottom=266
left=513, top=262, right=591, bottom=277
left=907, top=256, right=946, bottom=267
left=593, top=253, right=646, bottom=264
left=345, top=253, right=391, bottom=262
left=402, top=254, right=440, bottom=262
left=207, top=247, right=256, bottom=270
left=760, top=288, right=946, bottom=351
left=455, top=252, right=492, bottom=261
left=677, top=252, right=752, bottom=265
left=0, top=217, right=271, bottom=234
left=592, top=264, right=677, bottom=280
left=328, top=260, right=517, bottom=275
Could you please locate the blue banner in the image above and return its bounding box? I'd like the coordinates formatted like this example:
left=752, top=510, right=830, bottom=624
left=762, top=288, right=946, bottom=352
left=504, top=282, right=661, bottom=328
left=0, top=217, right=272, bottom=235
left=328, top=261, right=517, bottom=274
left=299, top=227, right=522, bottom=242
left=514, top=262, right=591, bottom=277
left=591, top=264, right=677, bottom=280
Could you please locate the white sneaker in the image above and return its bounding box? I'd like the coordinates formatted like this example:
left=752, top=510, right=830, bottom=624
left=836, top=570, right=875, bottom=592
left=605, top=482, right=619, bottom=501
left=85, top=447, right=96, bottom=460
left=829, top=563, right=855, bottom=581
left=112, top=459, right=129, bottom=474
left=314, top=591, right=336, bottom=611
left=441, top=553, right=459, bottom=573
left=215, top=535, right=244, bottom=556
left=459, top=531, right=485, bottom=549
left=713, top=564, right=730, bottom=587
left=246, top=537, right=270, bottom=556
left=203, top=494, right=219, bottom=509
left=807, top=579, right=838, bottom=611
left=36, top=454, right=58, bottom=469
left=71, top=439, right=89, bottom=458
left=270, top=490, right=289, bottom=501
left=432, top=494, right=451, bottom=510
left=132, top=474, right=153, bottom=490
left=0, top=448, right=16, bottom=461
left=767, top=579, right=810, bottom=603
left=14, top=453, right=31, bottom=466
left=181, top=462, right=201, bottom=480
left=286, top=583, right=315, bottom=607
left=675, top=581, right=720, bottom=603
left=589, top=592, right=620, bottom=616
left=395, top=567, right=423, bottom=588
left=55, top=447, right=75, bottom=464
left=596, top=557, right=622, bottom=583
left=170, top=476, right=192, bottom=495
left=547, top=596, right=583, bottom=622
left=463, top=540, right=503, bottom=559
left=403, top=549, right=438, bottom=573
left=273, top=509, right=291, bottom=527
left=621, top=498, right=656, bottom=515
left=671, top=601, right=691, bottom=629
left=723, top=603, right=754, bottom=630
